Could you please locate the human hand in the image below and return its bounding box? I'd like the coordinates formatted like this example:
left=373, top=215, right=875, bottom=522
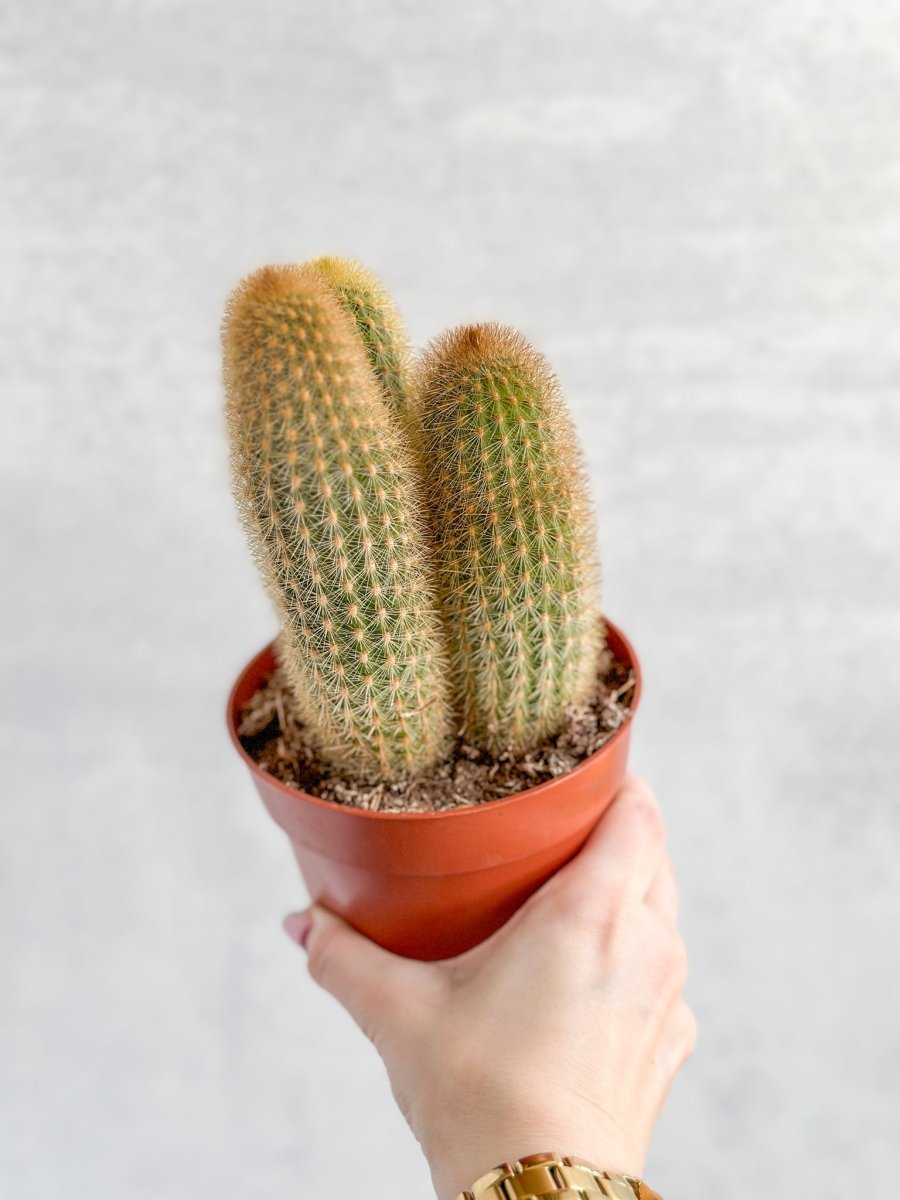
left=283, top=776, right=696, bottom=1200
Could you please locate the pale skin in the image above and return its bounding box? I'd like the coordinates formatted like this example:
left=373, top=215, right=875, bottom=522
left=284, top=777, right=696, bottom=1200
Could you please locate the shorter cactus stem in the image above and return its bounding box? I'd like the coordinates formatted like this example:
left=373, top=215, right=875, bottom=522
left=416, top=323, right=603, bottom=756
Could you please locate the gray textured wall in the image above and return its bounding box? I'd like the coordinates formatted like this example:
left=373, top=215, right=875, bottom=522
left=2, top=2, right=899, bottom=1196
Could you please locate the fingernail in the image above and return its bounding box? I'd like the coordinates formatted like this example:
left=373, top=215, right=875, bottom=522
left=283, top=911, right=313, bottom=950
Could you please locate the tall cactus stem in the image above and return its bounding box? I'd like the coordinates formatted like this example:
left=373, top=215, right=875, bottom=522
left=223, top=264, right=455, bottom=781
left=311, top=257, right=413, bottom=424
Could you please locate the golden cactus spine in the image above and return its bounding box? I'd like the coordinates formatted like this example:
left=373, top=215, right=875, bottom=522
left=311, top=257, right=413, bottom=423
left=223, top=264, right=455, bottom=781
left=415, top=324, right=602, bottom=755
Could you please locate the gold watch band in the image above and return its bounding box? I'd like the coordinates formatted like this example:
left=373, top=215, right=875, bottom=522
left=455, top=1153, right=662, bottom=1200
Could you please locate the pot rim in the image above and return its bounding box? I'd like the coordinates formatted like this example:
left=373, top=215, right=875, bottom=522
left=226, top=618, right=641, bottom=821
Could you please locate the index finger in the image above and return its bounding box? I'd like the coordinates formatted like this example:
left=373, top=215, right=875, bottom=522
left=567, top=775, right=667, bottom=901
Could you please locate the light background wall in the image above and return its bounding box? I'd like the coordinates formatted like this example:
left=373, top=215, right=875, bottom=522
left=2, top=2, right=899, bottom=1196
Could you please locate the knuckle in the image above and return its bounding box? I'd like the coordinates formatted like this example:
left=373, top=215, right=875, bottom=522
left=543, top=880, right=601, bottom=932
left=650, top=931, right=688, bottom=991
left=594, top=864, right=633, bottom=918
left=671, top=932, right=689, bottom=970
left=679, top=1004, right=699, bottom=1058
left=537, top=876, right=623, bottom=946
left=622, top=775, right=654, bottom=805
left=632, top=794, right=665, bottom=844
left=666, top=935, right=689, bottom=986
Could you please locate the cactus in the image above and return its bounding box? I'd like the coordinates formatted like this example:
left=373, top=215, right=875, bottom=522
left=311, top=257, right=413, bottom=424
left=414, top=323, right=602, bottom=756
left=222, top=264, right=455, bottom=782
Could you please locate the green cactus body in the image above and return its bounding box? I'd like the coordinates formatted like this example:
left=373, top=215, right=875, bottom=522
left=416, top=324, right=603, bottom=756
left=312, top=257, right=412, bottom=423
left=223, top=264, right=454, bottom=781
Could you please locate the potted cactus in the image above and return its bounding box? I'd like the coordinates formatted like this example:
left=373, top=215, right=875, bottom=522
left=224, top=259, right=641, bottom=960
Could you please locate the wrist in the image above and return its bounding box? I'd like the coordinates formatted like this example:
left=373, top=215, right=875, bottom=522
left=435, top=1153, right=661, bottom=1200
left=427, top=1126, right=643, bottom=1200
left=415, top=1063, right=646, bottom=1198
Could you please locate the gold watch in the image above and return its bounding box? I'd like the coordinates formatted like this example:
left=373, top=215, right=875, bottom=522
left=454, top=1153, right=662, bottom=1200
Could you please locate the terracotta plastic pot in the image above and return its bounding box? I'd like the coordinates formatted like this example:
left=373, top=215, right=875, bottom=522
left=227, top=621, right=641, bottom=961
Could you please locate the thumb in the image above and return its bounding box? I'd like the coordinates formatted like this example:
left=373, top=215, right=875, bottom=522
left=283, top=904, right=430, bottom=1044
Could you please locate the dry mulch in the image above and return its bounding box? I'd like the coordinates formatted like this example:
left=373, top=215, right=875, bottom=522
left=237, top=650, right=634, bottom=813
